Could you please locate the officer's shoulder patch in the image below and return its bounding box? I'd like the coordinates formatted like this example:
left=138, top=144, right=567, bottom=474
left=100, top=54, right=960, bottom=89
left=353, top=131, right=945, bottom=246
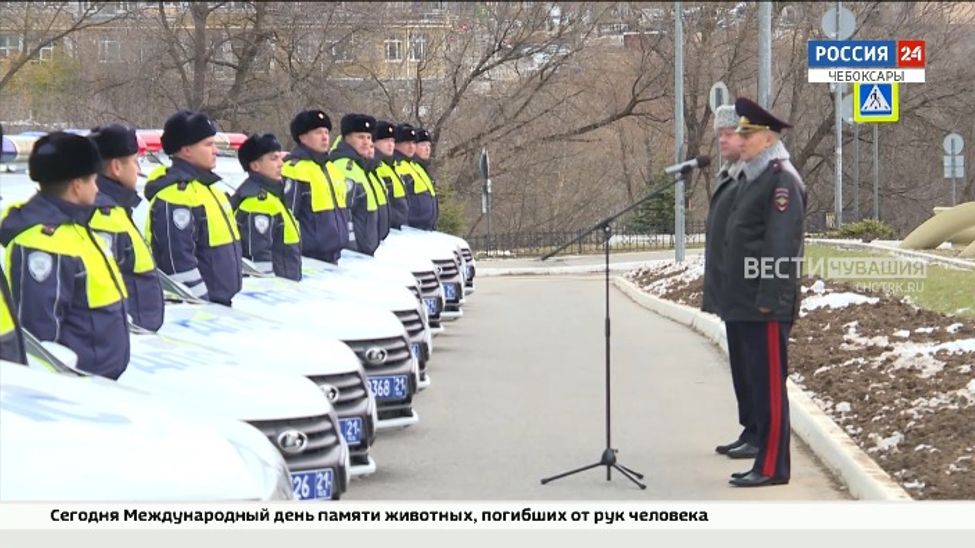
left=773, top=187, right=790, bottom=212
left=41, top=225, right=56, bottom=236
left=346, top=159, right=354, bottom=170
left=177, top=181, right=189, bottom=191
left=258, top=190, right=268, bottom=200
left=98, top=206, right=113, bottom=215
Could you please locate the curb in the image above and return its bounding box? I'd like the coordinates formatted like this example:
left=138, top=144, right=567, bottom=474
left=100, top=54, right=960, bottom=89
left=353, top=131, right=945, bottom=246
left=613, top=276, right=913, bottom=501
left=808, top=238, right=975, bottom=271
left=478, top=261, right=659, bottom=277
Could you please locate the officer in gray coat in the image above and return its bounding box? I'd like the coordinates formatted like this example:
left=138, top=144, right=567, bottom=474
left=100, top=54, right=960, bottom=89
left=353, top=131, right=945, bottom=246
left=722, top=97, right=806, bottom=487
left=702, top=105, right=756, bottom=460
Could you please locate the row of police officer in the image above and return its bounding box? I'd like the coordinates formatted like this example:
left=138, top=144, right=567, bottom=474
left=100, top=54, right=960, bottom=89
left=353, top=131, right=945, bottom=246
left=0, top=110, right=442, bottom=380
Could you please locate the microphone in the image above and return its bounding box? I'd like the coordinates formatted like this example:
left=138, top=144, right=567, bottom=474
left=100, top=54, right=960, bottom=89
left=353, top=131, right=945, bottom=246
left=664, top=155, right=711, bottom=175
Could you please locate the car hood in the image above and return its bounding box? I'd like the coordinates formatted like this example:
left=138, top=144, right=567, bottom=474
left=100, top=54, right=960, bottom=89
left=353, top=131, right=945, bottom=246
left=158, top=303, right=363, bottom=377
left=235, top=277, right=407, bottom=341
left=297, top=270, right=420, bottom=311
left=120, top=333, right=332, bottom=422
left=338, top=249, right=437, bottom=277
left=0, top=361, right=278, bottom=501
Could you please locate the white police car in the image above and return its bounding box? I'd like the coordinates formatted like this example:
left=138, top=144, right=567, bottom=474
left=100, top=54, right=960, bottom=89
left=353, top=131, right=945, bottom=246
left=1, top=359, right=294, bottom=501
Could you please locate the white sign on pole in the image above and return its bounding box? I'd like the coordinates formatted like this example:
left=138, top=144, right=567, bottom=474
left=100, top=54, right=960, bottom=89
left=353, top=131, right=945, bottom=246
left=944, top=155, right=964, bottom=179
left=708, top=81, right=730, bottom=113
left=821, top=6, right=855, bottom=40
left=943, top=133, right=964, bottom=154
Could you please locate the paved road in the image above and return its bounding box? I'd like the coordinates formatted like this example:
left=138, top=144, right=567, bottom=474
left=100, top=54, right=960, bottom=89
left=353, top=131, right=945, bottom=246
left=348, top=275, right=845, bottom=500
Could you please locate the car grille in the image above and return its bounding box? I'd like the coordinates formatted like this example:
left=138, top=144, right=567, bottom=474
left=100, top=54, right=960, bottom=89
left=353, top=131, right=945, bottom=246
left=344, top=336, right=412, bottom=376
left=414, top=270, right=442, bottom=326
left=306, top=371, right=369, bottom=415
left=393, top=309, right=425, bottom=340
left=247, top=414, right=343, bottom=472
left=305, top=371, right=373, bottom=454
left=461, top=248, right=473, bottom=262
left=343, top=336, right=415, bottom=420
left=408, top=285, right=421, bottom=300
left=434, top=259, right=460, bottom=281
left=415, top=270, right=439, bottom=294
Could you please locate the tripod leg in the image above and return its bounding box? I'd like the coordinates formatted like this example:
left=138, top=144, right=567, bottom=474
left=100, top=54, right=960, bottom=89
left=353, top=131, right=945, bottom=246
left=612, top=464, right=647, bottom=490
left=540, top=462, right=603, bottom=485
left=617, top=463, right=645, bottom=480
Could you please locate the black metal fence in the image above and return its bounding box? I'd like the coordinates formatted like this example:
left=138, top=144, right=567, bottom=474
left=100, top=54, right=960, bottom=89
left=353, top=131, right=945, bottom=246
left=468, top=221, right=707, bottom=257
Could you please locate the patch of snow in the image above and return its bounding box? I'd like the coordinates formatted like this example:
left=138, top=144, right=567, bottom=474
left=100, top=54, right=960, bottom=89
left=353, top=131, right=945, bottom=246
left=967, top=379, right=975, bottom=396
left=893, top=330, right=911, bottom=338
left=869, top=431, right=905, bottom=452
left=915, top=327, right=936, bottom=334
left=835, top=401, right=852, bottom=413
left=903, top=480, right=925, bottom=490
left=947, top=323, right=964, bottom=334
left=810, top=280, right=827, bottom=295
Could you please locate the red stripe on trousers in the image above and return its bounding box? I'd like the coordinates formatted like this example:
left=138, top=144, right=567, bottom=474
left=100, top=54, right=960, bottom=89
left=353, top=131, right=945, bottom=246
left=763, top=321, right=782, bottom=477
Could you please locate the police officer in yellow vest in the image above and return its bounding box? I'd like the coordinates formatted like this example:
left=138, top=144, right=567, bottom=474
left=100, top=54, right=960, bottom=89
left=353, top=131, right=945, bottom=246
left=231, top=133, right=302, bottom=281
left=411, top=128, right=439, bottom=230
left=392, top=124, right=420, bottom=222
left=0, top=264, right=27, bottom=364
left=88, top=124, right=165, bottom=331
left=0, top=132, right=130, bottom=378
left=362, top=134, right=391, bottom=242
left=282, top=110, right=349, bottom=264
left=393, top=124, right=437, bottom=230
left=0, top=123, right=26, bottom=365
left=329, top=114, right=382, bottom=256
left=372, top=120, right=407, bottom=231
left=145, top=111, right=242, bottom=306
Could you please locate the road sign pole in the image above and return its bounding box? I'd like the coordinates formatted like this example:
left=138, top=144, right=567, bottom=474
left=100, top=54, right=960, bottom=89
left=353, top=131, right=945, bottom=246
left=854, top=122, right=860, bottom=220
left=873, top=124, right=880, bottom=220
left=833, top=1, right=844, bottom=227
left=951, top=141, right=957, bottom=206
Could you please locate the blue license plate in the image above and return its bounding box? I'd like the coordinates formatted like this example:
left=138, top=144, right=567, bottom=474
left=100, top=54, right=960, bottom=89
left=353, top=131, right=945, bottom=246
left=339, top=417, right=364, bottom=445
left=368, top=375, right=409, bottom=400
left=423, top=297, right=439, bottom=315
left=291, top=468, right=334, bottom=500
left=410, top=343, right=421, bottom=363
left=444, top=283, right=458, bottom=301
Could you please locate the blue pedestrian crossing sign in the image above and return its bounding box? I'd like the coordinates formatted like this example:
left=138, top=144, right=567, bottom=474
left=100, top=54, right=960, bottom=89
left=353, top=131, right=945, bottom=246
left=853, top=82, right=899, bottom=123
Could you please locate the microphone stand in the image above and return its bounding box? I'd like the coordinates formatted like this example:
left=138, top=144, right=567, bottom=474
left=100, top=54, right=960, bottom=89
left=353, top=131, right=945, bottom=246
left=539, top=165, right=698, bottom=491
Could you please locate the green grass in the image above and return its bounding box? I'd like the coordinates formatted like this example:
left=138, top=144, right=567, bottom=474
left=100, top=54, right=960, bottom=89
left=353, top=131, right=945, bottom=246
left=803, top=243, right=975, bottom=319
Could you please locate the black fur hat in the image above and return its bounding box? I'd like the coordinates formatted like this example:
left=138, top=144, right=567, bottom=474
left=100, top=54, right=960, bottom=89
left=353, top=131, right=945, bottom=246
left=161, top=110, right=218, bottom=155
left=340, top=113, right=376, bottom=137
left=394, top=123, right=416, bottom=143
left=372, top=120, right=396, bottom=141
left=29, top=131, right=103, bottom=185
left=89, top=124, right=139, bottom=160
left=290, top=110, right=332, bottom=142
left=238, top=133, right=282, bottom=171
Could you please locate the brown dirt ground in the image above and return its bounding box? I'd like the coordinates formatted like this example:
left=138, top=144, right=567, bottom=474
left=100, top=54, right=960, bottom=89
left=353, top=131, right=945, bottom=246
left=630, top=266, right=975, bottom=500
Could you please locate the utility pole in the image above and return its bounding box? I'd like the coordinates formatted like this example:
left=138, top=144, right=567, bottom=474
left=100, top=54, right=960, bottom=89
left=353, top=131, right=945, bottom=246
left=758, top=2, right=772, bottom=108
left=674, top=1, right=685, bottom=263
